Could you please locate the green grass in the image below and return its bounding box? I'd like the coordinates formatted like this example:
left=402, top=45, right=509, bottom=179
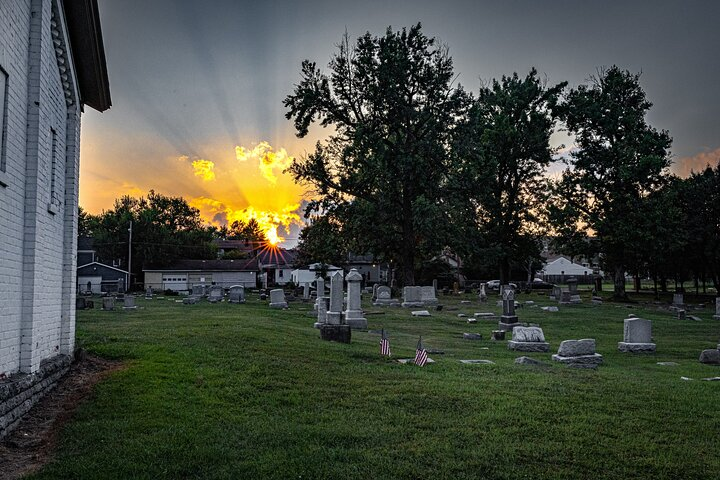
left=30, top=292, right=720, bottom=479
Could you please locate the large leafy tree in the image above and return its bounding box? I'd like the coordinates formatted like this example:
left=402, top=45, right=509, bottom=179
left=453, top=69, right=565, bottom=283
left=554, top=66, right=672, bottom=299
left=284, top=24, right=468, bottom=286
left=90, top=190, right=217, bottom=287
left=294, top=215, right=348, bottom=268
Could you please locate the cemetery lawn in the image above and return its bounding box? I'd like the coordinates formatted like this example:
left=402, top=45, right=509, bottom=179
left=30, top=293, right=720, bottom=480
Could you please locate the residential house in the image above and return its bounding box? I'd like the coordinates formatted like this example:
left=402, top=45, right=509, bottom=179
left=143, top=259, right=259, bottom=292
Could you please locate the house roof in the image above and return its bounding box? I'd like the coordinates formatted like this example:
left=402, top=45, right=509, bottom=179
left=257, top=248, right=296, bottom=267
left=62, top=0, right=111, bottom=112
left=77, top=261, right=128, bottom=274
left=144, top=259, right=259, bottom=272
left=77, top=236, right=94, bottom=251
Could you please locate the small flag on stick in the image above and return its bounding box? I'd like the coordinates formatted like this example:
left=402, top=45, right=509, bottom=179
left=380, top=329, right=391, bottom=356
left=414, top=336, right=428, bottom=367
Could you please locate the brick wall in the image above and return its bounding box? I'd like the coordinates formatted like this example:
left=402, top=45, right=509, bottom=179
left=0, top=0, right=81, bottom=376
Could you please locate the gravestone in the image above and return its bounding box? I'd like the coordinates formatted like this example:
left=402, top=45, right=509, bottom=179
left=420, top=286, right=438, bottom=306
left=76, top=297, right=86, bottom=310
left=567, top=277, right=582, bottom=303
left=478, top=283, right=487, bottom=303
left=303, top=283, right=310, bottom=300
left=102, top=296, right=115, bottom=311
left=228, top=285, right=245, bottom=304
left=182, top=296, right=199, bottom=304
left=699, top=349, right=720, bottom=365
left=123, top=295, right=137, bottom=309
left=550, top=285, right=561, bottom=301
left=269, top=289, right=288, bottom=309
left=315, top=277, right=326, bottom=310
left=618, top=318, right=656, bottom=352
left=320, top=324, right=351, bottom=344
left=314, top=297, right=329, bottom=329
left=191, top=284, right=204, bottom=297
left=498, top=288, right=520, bottom=331
left=326, top=271, right=344, bottom=324
left=344, top=269, right=367, bottom=329
left=208, top=286, right=224, bottom=303
left=373, top=286, right=399, bottom=306
left=507, top=326, right=549, bottom=352
left=402, top=286, right=424, bottom=308
left=673, top=293, right=684, bottom=308
left=145, top=287, right=153, bottom=300
left=372, top=283, right=379, bottom=302
left=552, top=339, right=603, bottom=368
left=559, top=290, right=572, bottom=305
left=714, top=298, right=720, bottom=320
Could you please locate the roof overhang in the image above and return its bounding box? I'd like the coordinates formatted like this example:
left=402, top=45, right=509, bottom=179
left=62, top=0, right=111, bottom=112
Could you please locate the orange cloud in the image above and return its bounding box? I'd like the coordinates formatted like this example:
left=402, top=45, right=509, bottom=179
left=673, top=148, right=720, bottom=178
left=235, top=141, right=293, bottom=184
left=191, top=159, right=216, bottom=181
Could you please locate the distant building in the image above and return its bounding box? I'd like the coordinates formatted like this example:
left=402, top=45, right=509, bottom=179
left=345, top=253, right=389, bottom=284
left=76, top=236, right=129, bottom=293
left=143, top=259, right=259, bottom=291
left=540, top=256, right=602, bottom=283
left=257, top=248, right=296, bottom=286
left=0, top=0, right=110, bottom=436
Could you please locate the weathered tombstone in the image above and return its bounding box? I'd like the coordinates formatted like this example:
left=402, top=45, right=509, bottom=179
left=344, top=269, right=367, bottom=329
left=559, top=290, right=572, bottom=305
left=76, top=297, right=86, bottom=310
left=373, top=286, right=398, bottom=306
left=102, top=296, right=115, bottom=311
left=673, top=293, right=684, bottom=308
left=453, top=281, right=460, bottom=295
left=552, top=339, right=603, bottom=368
left=320, top=324, right=351, bottom=343
left=269, top=289, right=288, bottom=308
left=117, top=278, right=124, bottom=293
left=567, top=277, right=581, bottom=303
left=478, top=283, right=487, bottom=303
left=677, top=309, right=686, bottom=320
left=594, top=275, right=603, bottom=293
left=498, top=288, right=520, bottom=331
left=86, top=280, right=92, bottom=293
left=228, top=285, right=246, bottom=304
left=372, top=283, right=379, bottom=302
left=314, top=297, right=329, bottom=329
left=123, top=295, right=137, bottom=309
left=326, top=271, right=344, bottom=324
left=145, top=287, right=153, bottom=300
left=618, top=318, right=656, bottom=352
left=183, top=296, right=199, bottom=305
left=699, top=349, right=720, bottom=365
left=432, top=279, right=438, bottom=294
left=191, top=284, right=204, bottom=297
left=491, top=330, right=506, bottom=341
left=499, top=284, right=515, bottom=297
left=550, top=285, right=561, bottom=301
left=713, top=298, right=720, bottom=320
left=508, top=326, right=550, bottom=352
left=420, top=286, right=438, bottom=306
left=303, top=283, right=310, bottom=300
left=402, top=286, right=424, bottom=308
left=208, top=286, right=224, bottom=303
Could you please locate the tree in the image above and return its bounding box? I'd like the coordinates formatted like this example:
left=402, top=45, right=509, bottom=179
left=226, top=218, right=267, bottom=243
left=91, top=190, right=217, bottom=287
left=294, top=215, right=348, bottom=268
left=554, top=66, right=672, bottom=299
left=453, top=69, right=565, bottom=283
left=284, top=24, right=468, bottom=286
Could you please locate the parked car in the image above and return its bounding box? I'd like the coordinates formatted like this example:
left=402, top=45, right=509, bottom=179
left=486, top=280, right=518, bottom=291
left=530, top=278, right=554, bottom=290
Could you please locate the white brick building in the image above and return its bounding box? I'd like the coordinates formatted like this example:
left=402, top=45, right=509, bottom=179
left=0, top=0, right=110, bottom=377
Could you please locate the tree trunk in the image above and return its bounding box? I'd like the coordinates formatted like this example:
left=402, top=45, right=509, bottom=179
left=613, top=265, right=627, bottom=300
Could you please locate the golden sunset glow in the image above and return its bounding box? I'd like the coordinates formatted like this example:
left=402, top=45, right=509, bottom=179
left=79, top=134, right=307, bottom=246
left=190, top=159, right=216, bottom=181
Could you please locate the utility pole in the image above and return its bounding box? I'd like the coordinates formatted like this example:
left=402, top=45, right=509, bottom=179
left=127, top=220, right=133, bottom=293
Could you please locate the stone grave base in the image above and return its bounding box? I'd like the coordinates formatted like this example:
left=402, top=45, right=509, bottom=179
left=345, top=317, right=368, bottom=330
left=373, top=300, right=400, bottom=307
left=618, top=342, right=656, bottom=353
left=228, top=300, right=246, bottom=304
left=508, top=341, right=550, bottom=352
left=713, top=315, right=720, bottom=320
left=401, top=302, right=424, bottom=308
left=552, top=353, right=604, bottom=368
left=320, top=324, right=351, bottom=344
left=397, top=358, right=435, bottom=364
left=459, top=359, right=495, bottom=365
left=182, top=297, right=199, bottom=305
left=269, top=302, right=288, bottom=309
left=498, top=318, right=520, bottom=331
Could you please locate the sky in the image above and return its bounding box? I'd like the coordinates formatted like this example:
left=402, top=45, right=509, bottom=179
left=80, top=0, right=720, bottom=246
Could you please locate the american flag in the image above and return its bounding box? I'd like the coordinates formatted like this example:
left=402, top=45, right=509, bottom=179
left=414, top=336, right=428, bottom=367
left=380, top=329, right=391, bottom=356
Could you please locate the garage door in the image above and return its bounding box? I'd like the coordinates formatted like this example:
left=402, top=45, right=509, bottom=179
left=162, top=274, right=188, bottom=291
